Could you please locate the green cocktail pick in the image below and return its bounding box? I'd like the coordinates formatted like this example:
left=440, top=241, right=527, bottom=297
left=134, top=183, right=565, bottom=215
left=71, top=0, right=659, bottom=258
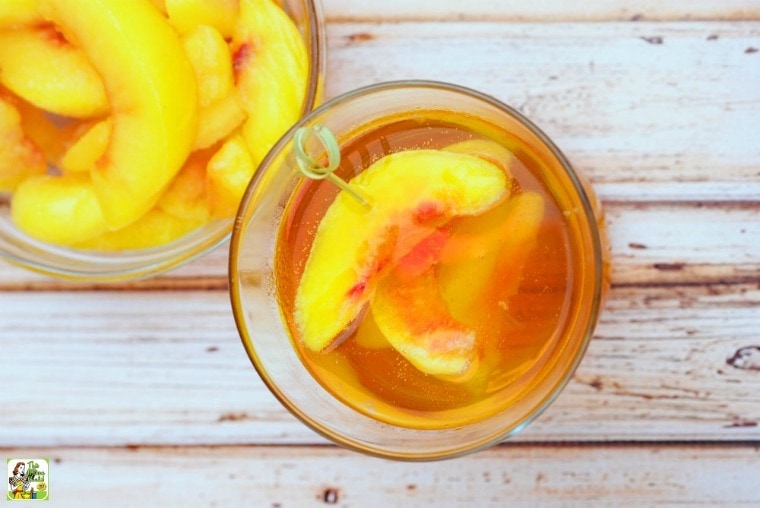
left=293, top=124, right=370, bottom=208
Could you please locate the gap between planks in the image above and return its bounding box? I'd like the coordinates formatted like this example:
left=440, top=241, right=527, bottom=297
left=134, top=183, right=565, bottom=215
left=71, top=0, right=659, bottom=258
left=2, top=277, right=759, bottom=293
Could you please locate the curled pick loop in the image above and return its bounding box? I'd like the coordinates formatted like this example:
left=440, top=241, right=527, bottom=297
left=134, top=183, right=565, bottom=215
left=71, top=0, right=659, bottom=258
left=294, top=124, right=370, bottom=208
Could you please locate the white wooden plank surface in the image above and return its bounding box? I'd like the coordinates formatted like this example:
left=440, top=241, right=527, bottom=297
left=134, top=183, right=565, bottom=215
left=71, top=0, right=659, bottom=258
left=325, top=22, right=760, bottom=201
left=325, top=1, right=760, bottom=22
left=0, top=445, right=757, bottom=507
left=2, top=283, right=758, bottom=447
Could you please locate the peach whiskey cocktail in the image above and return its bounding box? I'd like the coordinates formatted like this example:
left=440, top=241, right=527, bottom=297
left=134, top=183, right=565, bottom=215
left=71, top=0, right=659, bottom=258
left=275, top=112, right=593, bottom=429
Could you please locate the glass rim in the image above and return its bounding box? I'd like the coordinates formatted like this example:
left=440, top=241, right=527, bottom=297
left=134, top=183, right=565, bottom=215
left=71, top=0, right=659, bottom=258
left=229, top=79, right=606, bottom=460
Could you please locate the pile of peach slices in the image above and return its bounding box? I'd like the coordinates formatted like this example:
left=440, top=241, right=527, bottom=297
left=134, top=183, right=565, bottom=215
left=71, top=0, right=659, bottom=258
left=0, top=0, right=308, bottom=249
left=294, top=140, right=545, bottom=379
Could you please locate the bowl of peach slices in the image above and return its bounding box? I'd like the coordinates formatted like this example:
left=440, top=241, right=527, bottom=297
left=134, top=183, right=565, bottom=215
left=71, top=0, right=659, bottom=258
left=0, top=0, right=324, bottom=280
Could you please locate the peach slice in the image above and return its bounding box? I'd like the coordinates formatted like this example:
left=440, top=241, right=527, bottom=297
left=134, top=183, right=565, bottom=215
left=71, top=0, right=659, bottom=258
left=194, top=91, right=246, bottom=150
left=75, top=209, right=204, bottom=251
left=440, top=192, right=545, bottom=327
left=1, top=86, right=72, bottom=165
left=158, top=148, right=212, bottom=222
left=182, top=25, right=234, bottom=108
left=40, top=0, right=198, bottom=229
left=372, top=266, right=477, bottom=377
left=149, top=0, right=167, bottom=14
left=0, top=0, right=41, bottom=29
left=59, top=120, right=111, bottom=174
left=232, top=0, right=308, bottom=166
left=11, top=175, right=107, bottom=245
left=0, top=24, right=109, bottom=118
left=181, top=24, right=246, bottom=149
left=0, top=96, right=46, bottom=192
left=294, top=149, right=508, bottom=352
left=353, top=309, right=391, bottom=350
left=352, top=230, right=448, bottom=351
left=166, top=0, right=238, bottom=39
left=206, top=134, right=255, bottom=218
left=442, top=138, right=514, bottom=174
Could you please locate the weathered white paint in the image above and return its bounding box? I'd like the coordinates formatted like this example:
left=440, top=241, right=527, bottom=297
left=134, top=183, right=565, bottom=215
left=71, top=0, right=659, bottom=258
left=324, top=1, right=760, bottom=22
left=1, top=284, right=757, bottom=446
left=0, top=445, right=757, bottom=507
left=325, top=22, right=760, bottom=201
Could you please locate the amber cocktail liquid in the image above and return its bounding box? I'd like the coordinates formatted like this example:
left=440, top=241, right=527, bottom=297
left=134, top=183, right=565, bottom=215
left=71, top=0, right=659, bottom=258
left=275, top=110, right=598, bottom=430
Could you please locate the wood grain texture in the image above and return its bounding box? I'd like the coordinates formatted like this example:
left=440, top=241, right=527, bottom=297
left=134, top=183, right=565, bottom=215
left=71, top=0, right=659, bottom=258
left=326, top=22, right=760, bottom=202
left=0, top=445, right=757, bottom=506
left=324, top=0, right=760, bottom=22
left=2, top=283, right=758, bottom=447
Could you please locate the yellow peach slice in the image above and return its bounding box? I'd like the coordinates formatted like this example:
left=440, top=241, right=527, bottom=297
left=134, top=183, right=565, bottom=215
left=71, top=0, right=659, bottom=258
left=181, top=24, right=246, bottom=149
left=206, top=134, right=255, bottom=218
left=232, top=0, right=308, bottom=166
left=59, top=120, right=111, bottom=174
left=0, top=24, right=109, bottom=118
left=158, top=148, right=212, bottom=221
left=11, top=175, right=107, bottom=245
left=75, top=209, right=205, bottom=251
left=40, top=0, right=198, bottom=229
left=194, top=91, right=246, bottom=150
left=149, top=0, right=167, bottom=14
left=352, top=309, right=391, bottom=350
left=0, top=96, right=46, bottom=191
left=1, top=86, right=72, bottom=164
left=294, top=149, right=508, bottom=352
left=372, top=267, right=477, bottom=377
left=442, top=138, right=514, bottom=174
left=182, top=25, right=234, bottom=108
left=0, top=0, right=40, bottom=28
left=166, top=0, right=238, bottom=39
left=440, top=192, right=545, bottom=326
left=362, top=144, right=526, bottom=379
left=353, top=230, right=448, bottom=351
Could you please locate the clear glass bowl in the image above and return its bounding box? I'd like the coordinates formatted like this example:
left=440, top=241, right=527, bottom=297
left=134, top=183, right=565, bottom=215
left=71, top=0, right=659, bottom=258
left=230, top=81, right=608, bottom=460
left=0, top=0, right=326, bottom=281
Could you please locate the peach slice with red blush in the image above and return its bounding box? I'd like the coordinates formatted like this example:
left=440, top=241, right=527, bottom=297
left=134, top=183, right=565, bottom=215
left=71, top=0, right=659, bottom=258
left=37, top=0, right=198, bottom=229
left=372, top=266, right=478, bottom=377
left=369, top=226, right=482, bottom=378
left=294, top=149, right=507, bottom=353
left=231, top=0, right=308, bottom=167
left=181, top=24, right=246, bottom=150
left=361, top=141, right=540, bottom=378
left=0, top=23, right=109, bottom=118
